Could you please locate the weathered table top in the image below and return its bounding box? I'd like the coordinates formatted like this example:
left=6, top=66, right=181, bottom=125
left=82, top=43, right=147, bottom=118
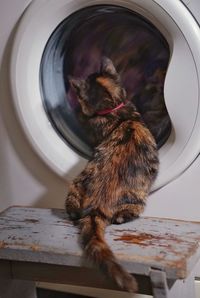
left=0, top=206, right=200, bottom=280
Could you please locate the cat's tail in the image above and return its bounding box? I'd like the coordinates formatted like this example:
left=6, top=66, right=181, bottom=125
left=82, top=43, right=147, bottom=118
left=79, top=212, right=138, bottom=293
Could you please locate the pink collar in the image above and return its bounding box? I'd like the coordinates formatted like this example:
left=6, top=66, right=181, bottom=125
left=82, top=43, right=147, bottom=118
left=96, top=102, right=125, bottom=116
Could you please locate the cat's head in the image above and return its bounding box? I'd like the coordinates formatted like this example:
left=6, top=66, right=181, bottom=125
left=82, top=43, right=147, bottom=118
left=69, top=57, right=126, bottom=116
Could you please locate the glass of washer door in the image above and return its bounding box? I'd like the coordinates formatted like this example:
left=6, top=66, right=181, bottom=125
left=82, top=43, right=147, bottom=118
left=40, top=5, right=171, bottom=159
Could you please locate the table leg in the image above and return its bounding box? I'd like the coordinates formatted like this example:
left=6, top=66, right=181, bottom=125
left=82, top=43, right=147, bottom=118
left=150, top=269, right=195, bottom=298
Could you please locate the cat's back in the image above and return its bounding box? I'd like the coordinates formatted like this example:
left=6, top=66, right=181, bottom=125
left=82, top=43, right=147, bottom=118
left=89, top=118, right=158, bottom=204
left=96, top=118, right=157, bottom=162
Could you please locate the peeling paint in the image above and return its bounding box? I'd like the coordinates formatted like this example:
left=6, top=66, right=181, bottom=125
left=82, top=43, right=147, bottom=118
left=0, top=206, right=200, bottom=280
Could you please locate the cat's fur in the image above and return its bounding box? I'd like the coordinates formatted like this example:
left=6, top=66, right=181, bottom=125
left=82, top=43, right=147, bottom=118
left=65, top=57, right=159, bottom=293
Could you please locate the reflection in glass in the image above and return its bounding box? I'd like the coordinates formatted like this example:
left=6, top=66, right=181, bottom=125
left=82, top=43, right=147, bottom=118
left=40, top=5, right=171, bottom=158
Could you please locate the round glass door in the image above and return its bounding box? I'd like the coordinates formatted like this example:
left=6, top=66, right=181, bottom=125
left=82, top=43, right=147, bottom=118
left=40, top=5, right=171, bottom=158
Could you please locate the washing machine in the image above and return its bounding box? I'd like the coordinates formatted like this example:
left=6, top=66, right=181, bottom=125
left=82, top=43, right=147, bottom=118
left=0, top=0, right=200, bottom=296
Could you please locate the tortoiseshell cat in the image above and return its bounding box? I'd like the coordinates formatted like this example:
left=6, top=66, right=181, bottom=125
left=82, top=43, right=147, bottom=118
left=65, top=57, right=159, bottom=293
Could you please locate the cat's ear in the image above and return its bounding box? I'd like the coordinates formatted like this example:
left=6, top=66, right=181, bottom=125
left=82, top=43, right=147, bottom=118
left=68, top=77, right=85, bottom=92
left=100, top=57, right=118, bottom=78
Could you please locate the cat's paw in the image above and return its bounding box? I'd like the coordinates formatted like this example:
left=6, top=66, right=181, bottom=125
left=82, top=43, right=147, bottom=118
left=65, top=194, right=81, bottom=221
left=112, top=211, right=138, bottom=225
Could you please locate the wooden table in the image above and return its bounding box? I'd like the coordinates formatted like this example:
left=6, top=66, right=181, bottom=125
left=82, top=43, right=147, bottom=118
left=0, top=206, right=200, bottom=298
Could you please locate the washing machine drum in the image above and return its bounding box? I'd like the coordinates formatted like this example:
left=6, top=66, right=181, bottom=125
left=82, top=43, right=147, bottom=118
left=10, top=0, right=200, bottom=190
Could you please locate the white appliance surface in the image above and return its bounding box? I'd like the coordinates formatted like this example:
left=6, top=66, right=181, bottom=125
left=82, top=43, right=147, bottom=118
left=0, top=0, right=67, bottom=211
left=144, top=0, right=200, bottom=220
left=0, top=0, right=200, bottom=297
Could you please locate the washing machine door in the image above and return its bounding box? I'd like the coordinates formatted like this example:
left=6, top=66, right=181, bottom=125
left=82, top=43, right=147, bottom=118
left=10, top=0, right=200, bottom=190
